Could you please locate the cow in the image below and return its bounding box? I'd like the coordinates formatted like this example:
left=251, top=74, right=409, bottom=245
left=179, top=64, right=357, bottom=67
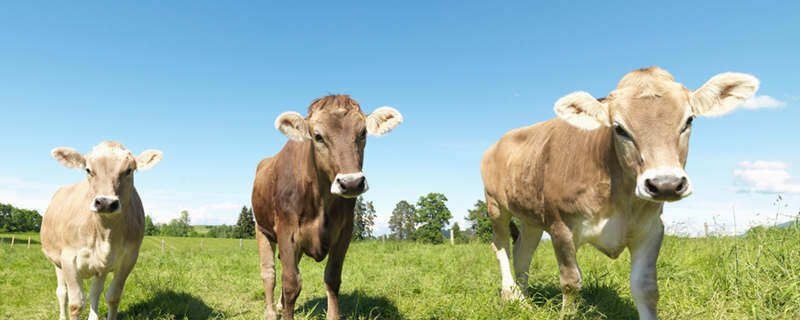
left=251, top=95, right=402, bottom=320
left=480, top=67, right=758, bottom=319
left=41, top=141, right=163, bottom=320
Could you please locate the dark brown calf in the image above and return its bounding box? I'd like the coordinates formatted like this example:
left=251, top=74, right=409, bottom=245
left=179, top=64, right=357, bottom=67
left=251, top=95, right=402, bottom=320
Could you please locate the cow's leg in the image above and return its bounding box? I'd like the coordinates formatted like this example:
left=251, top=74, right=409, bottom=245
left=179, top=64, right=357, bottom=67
left=486, top=196, right=522, bottom=301
left=105, top=251, right=139, bottom=320
left=55, top=266, right=69, bottom=320
left=61, top=254, right=86, bottom=320
left=256, top=229, right=278, bottom=320
left=549, top=220, right=582, bottom=314
left=629, top=218, right=664, bottom=320
left=513, top=221, right=544, bottom=296
left=325, top=224, right=354, bottom=320
left=278, top=235, right=302, bottom=320
left=88, top=273, right=108, bottom=320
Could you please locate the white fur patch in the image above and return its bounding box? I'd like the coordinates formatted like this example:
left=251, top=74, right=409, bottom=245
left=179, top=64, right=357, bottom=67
left=691, top=72, right=759, bottom=117
left=51, top=147, right=86, bottom=169
left=635, top=168, right=693, bottom=201
left=274, top=111, right=311, bottom=141
left=366, top=107, right=403, bottom=136
left=554, top=91, right=611, bottom=130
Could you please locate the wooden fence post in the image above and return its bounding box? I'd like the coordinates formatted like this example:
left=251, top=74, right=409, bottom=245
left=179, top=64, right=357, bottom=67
left=450, top=229, right=454, bottom=245
left=27, top=236, right=31, bottom=249
left=10, top=235, right=15, bottom=248
left=161, top=239, right=165, bottom=253
left=704, top=222, right=709, bottom=239
left=240, top=238, right=243, bottom=249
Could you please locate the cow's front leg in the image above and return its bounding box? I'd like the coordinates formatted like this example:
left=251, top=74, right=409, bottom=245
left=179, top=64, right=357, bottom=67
left=324, top=224, right=354, bottom=320
left=105, top=250, right=139, bottom=320
left=256, top=228, right=278, bottom=320
left=61, top=253, right=86, bottom=320
left=549, top=221, right=582, bottom=315
left=88, top=273, right=108, bottom=320
left=629, top=219, right=664, bottom=320
left=54, top=266, right=69, bottom=320
left=278, top=234, right=303, bottom=320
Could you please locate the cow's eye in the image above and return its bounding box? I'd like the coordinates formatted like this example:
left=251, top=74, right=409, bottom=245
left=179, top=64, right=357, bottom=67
left=314, top=134, right=324, bottom=143
left=124, top=168, right=132, bottom=176
left=614, top=124, right=631, bottom=140
left=85, top=168, right=92, bottom=176
left=682, top=116, right=694, bottom=133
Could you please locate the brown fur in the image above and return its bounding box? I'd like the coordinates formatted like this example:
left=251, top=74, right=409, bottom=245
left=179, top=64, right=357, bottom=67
left=252, top=95, right=370, bottom=320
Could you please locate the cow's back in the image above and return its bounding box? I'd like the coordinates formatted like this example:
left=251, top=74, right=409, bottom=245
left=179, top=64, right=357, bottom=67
left=482, top=118, right=615, bottom=225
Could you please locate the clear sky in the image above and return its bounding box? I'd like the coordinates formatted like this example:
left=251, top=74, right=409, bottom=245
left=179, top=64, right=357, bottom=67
left=1, top=1, right=798, bottom=236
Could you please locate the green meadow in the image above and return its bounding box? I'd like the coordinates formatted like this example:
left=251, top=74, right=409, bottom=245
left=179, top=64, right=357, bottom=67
left=1, top=226, right=799, bottom=320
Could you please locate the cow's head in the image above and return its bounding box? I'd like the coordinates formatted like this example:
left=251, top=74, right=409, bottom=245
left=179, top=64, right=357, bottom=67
left=274, top=95, right=402, bottom=198
left=51, top=141, right=163, bottom=213
left=554, top=67, right=758, bottom=202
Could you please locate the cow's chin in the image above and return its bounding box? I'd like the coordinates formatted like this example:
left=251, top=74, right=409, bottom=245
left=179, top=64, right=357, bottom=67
left=333, top=192, right=364, bottom=199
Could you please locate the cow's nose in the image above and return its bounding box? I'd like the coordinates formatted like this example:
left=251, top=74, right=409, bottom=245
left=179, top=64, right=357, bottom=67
left=644, top=176, right=688, bottom=198
left=331, top=172, right=369, bottom=197
left=92, top=196, right=121, bottom=213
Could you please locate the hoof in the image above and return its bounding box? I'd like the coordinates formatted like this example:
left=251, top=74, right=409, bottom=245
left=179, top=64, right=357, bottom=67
left=501, top=287, right=525, bottom=301
left=264, top=308, right=277, bottom=320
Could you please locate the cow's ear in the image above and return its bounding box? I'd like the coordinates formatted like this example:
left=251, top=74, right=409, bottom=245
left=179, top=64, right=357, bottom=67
left=554, top=91, right=610, bottom=130
left=136, top=150, right=163, bottom=171
left=274, top=111, right=310, bottom=141
left=691, top=72, right=759, bottom=117
left=51, top=147, right=86, bottom=169
left=366, top=107, right=403, bottom=136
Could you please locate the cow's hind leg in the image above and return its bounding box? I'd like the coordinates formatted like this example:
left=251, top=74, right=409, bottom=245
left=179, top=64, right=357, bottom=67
left=487, top=195, right=522, bottom=301
left=55, top=266, right=69, bottom=320
left=549, top=220, right=582, bottom=314
left=513, top=221, right=544, bottom=297
left=256, top=229, right=278, bottom=320
left=88, top=273, right=107, bottom=320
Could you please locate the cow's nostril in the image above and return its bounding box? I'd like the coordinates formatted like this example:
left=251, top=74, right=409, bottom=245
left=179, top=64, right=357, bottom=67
left=337, top=178, right=346, bottom=191
left=676, top=177, right=687, bottom=193
left=109, top=200, right=120, bottom=212
left=645, top=179, right=659, bottom=195
left=94, top=199, right=103, bottom=208
left=357, top=177, right=365, bottom=190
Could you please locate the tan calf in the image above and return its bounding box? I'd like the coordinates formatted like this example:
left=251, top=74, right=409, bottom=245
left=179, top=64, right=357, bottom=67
left=41, top=141, right=162, bottom=320
left=481, top=67, right=758, bottom=319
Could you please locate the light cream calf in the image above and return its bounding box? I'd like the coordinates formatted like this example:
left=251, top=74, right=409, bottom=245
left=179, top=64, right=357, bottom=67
left=481, top=67, right=758, bottom=319
left=41, top=141, right=162, bottom=320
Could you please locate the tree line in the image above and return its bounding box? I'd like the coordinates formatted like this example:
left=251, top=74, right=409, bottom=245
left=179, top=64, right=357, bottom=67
left=0, top=203, right=42, bottom=232
left=388, top=196, right=494, bottom=244
left=145, top=206, right=257, bottom=239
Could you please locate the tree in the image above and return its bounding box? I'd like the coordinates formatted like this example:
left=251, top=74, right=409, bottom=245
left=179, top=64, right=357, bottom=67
left=234, top=206, right=256, bottom=239
left=0, top=203, right=42, bottom=232
left=161, top=210, right=193, bottom=237
left=414, top=193, right=452, bottom=244
left=466, top=200, right=493, bottom=243
left=451, top=222, right=465, bottom=244
left=144, top=215, right=159, bottom=236
left=207, top=225, right=235, bottom=238
left=389, top=200, right=416, bottom=240
left=352, top=196, right=376, bottom=241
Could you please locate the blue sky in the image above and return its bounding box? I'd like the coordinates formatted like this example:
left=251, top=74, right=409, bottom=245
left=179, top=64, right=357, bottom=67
left=1, top=2, right=798, bottom=235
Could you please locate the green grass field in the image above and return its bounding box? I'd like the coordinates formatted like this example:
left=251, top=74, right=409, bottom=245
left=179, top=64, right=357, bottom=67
left=1, top=226, right=799, bottom=320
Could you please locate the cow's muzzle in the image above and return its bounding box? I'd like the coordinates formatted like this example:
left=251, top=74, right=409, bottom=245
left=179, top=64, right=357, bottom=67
left=636, top=168, right=693, bottom=202
left=331, top=172, right=368, bottom=198
left=91, top=195, right=121, bottom=213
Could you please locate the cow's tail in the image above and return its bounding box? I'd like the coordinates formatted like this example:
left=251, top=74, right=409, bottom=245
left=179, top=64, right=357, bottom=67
left=509, top=220, right=520, bottom=245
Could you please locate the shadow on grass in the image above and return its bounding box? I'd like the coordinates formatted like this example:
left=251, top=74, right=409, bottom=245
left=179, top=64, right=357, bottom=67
left=122, top=290, right=225, bottom=320
left=526, top=282, right=638, bottom=319
left=0, top=236, right=40, bottom=245
left=298, top=289, right=402, bottom=320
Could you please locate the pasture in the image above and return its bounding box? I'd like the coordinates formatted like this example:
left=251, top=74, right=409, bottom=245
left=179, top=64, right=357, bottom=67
left=2, top=226, right=799, bottom=320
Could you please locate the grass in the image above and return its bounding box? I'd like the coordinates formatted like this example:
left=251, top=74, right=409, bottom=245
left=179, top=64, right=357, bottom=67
left=1, top=226, right=799, bottom=320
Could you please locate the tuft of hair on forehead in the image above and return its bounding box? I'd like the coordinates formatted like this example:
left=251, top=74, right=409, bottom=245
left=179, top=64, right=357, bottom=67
left=614, top=67, right=681, bottom=99
left=93, top=141, right=127, bottom=152
left=89, top=141, right=135, bottom=161
left=307, top=94, right=363, bottom=117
